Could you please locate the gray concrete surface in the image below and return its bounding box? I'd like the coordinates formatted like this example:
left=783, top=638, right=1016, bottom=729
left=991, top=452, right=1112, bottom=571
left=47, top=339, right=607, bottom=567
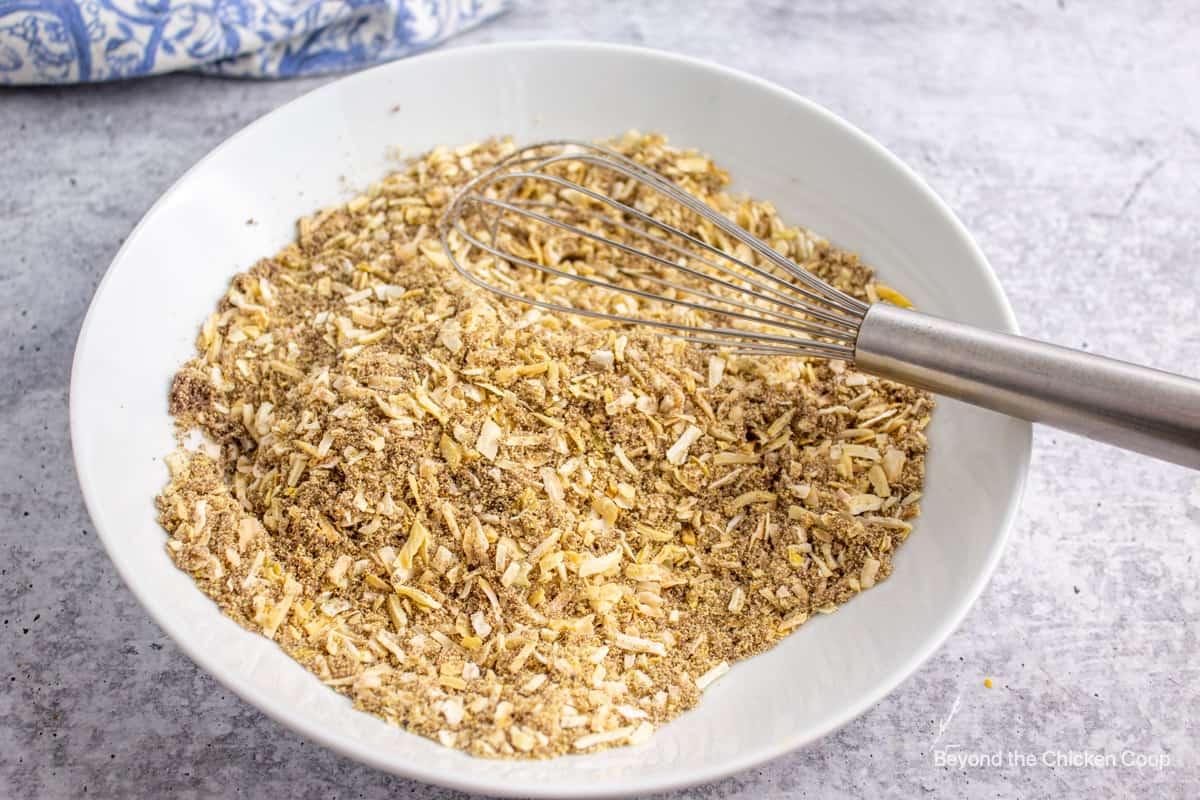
left=3, top=1, right=1199, bottom=797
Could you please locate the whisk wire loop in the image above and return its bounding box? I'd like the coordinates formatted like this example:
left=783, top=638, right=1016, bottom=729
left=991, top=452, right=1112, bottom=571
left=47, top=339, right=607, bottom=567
left=440, top=140, right=869, bottom=361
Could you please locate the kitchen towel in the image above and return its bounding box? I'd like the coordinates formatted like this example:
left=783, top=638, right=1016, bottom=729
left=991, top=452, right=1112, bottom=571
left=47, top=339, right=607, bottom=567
left=0, top=0, right=506, bottom=84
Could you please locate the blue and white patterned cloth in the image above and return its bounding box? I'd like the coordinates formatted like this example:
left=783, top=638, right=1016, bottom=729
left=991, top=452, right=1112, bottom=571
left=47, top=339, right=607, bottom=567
left=0, top=0, right=506, bottom=84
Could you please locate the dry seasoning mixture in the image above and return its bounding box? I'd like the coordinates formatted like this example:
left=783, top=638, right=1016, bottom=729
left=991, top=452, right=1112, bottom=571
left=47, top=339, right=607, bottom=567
left=156, top=133, right=932, bottom=759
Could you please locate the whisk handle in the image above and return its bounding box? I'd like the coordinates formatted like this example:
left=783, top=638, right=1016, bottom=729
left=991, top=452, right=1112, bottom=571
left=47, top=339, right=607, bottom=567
left=854, top=303, right=1200, bottom=469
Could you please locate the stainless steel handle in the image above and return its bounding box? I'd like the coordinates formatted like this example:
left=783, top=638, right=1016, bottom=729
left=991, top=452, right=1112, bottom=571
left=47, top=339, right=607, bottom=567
left=854, top=302, right=1200, bottom=469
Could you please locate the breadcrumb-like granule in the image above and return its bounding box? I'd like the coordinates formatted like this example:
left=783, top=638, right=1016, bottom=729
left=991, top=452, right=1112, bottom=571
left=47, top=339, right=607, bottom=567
left=155, top=132, right=931, bottom=759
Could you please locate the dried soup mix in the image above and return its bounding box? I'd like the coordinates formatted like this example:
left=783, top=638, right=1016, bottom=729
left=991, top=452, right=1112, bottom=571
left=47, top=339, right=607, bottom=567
left=157, top=133, right=931, bottom=758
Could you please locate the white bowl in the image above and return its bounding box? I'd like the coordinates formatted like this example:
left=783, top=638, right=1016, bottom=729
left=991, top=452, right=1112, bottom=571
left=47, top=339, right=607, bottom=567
left=71, top=42, right=1031, bottom=798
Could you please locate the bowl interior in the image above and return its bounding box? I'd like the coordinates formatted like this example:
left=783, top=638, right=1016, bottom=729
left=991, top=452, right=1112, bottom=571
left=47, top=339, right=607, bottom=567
left=71, top=42, right=1030, bottom=798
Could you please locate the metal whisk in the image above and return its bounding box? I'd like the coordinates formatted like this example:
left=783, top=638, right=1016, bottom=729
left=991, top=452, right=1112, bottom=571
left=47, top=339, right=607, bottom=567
left=440, top=141, right=1200, bottom=468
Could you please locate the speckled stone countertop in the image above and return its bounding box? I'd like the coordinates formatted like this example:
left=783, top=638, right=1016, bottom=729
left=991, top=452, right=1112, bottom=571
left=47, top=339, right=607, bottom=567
left=3, top=2, right=1198, bottom=797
